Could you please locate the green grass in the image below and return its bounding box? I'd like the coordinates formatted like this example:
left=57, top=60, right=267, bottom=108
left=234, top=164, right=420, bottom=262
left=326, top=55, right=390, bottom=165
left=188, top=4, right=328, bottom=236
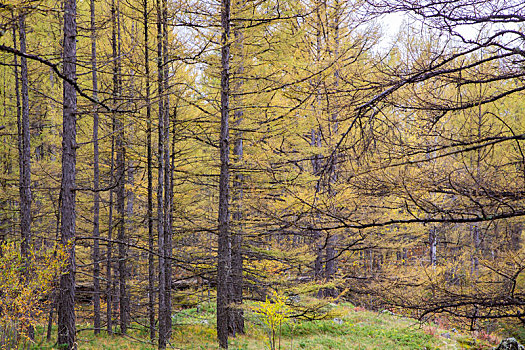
left=27, top=303, right=495, bottom=349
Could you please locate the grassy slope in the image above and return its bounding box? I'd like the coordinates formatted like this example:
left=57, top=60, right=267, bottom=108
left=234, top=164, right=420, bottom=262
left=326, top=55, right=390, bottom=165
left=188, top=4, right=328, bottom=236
left=32, top=304, right=495, bottom=349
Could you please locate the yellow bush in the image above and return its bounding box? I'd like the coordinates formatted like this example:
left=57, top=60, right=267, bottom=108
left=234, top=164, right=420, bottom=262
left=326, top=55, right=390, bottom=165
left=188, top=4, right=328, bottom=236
left=0, top=241, right=66, bottom=349
left=252, top=290, right=292, bottom=350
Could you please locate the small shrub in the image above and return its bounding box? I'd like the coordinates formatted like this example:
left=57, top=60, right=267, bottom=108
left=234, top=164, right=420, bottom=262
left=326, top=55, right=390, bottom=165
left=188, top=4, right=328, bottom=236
left=0, top=242, right=66, bottom=349
left=252, top=291, right=292, bottom=350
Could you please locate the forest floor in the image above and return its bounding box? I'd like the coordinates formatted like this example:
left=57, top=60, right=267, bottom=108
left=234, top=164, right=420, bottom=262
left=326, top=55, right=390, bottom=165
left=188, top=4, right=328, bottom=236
left=32, top=303, right=502, bottom=349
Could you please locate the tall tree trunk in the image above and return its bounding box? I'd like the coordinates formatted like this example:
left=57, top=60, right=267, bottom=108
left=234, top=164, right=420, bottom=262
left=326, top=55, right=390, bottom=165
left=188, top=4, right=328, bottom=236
left=115, top=3, right=129, bottom=334
left=143, top=0, right=156, bottom=340
left=90, top=0, right=101, bottom=333
left=156, top=0, right=167, bottom=346
left=218, top=0, right=232, bottom=346
left=110, top=0, right=129, bottom=334
left=230, top=2, right=245, bottom=334
left=14, top=15, right=35, bottom=341
left=12, top=27, right=21, bottom=211
left=106, top=136, right=115, bottom=335
left=312, top=0, right=324, bottom=282
left=323, top=0, right=341, bottom=298
left=105, top=0, right=118, bottom=335
left=18, top=14, right=31, bottom=262
left=116, top=117, right=128, bottom=336
left=162, top=0, right=172, bottom=339
left=470, top=103, right=482, bottom=278
left=57, top=0, right=78, bottom=346
left=13, top=26, right=22, bottom=249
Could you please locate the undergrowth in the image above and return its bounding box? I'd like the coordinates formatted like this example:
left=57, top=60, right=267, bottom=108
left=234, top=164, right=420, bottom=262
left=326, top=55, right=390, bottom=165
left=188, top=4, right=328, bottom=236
left=27, top=302, right=500, bottom=349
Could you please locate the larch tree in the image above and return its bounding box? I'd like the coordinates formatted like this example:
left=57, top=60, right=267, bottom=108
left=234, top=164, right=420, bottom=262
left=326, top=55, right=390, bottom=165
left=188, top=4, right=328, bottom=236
left=230, top=0, right=246, bottom=336
left=90, top=0, right=101, bottom=333
left=17, top=11, right=31, bottom=265
left=57, top=0, right=78, bottom=346
left=217, top=0, right=232, bottom=347
left=157, top=0, right=173, bottom=346
left=142, top=0, right=156, bottom=340
left=112, top=0, right=130, bottom=333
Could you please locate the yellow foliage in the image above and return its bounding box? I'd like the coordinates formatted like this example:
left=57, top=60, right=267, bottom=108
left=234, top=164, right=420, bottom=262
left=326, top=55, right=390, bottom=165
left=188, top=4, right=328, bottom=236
left=0, top=242, right=66, bottom=349
left=251, top=291, right=292, bottom=350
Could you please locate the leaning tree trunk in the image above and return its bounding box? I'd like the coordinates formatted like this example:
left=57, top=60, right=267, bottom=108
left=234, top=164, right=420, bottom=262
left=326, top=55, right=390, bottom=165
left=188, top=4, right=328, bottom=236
left=218, top=0, right=232, bottom=346
left=57, top=0, right=78, bottom=346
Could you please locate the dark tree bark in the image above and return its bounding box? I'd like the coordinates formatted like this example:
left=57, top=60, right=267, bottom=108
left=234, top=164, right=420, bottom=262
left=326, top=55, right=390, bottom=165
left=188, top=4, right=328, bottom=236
left=57, top=0, right=78, bottom=346
left=162, top=0, right=172, bottom=339
left=90, top=0, right=101, bottom=333
left=111, top=0, right=129, bottom=334
left=218, top=0, right=232, bottom=346
left=14, top=16, right=35, bottom=340
left=13, top=29, right=22, bottom=250
left=110, top=0, right=129, bottom=334
left=429, top=226, right=437, bottom=268
left=46, top=291, right=56, bottom=340
left=156, top=0, right=168, bottom=346
left=12, top=28, right=21, bottom=201
left=143, top=0, right=156, bottom=341
left=17, top=13, right=31, bottom=262
left=471, top=224, right=480, bottom=276
left=230, top=3, right=245, bottom=334
left=116, top=110, right=128, bottom=336
left=105, top=0, right=119, bottom=334
left=323, top=0, right=341, bottom=298
left=47, top=206, right=60, bottom=341
left=106, top=140, right=115, bottom=335
left=311, top=1, right=323, bottom=282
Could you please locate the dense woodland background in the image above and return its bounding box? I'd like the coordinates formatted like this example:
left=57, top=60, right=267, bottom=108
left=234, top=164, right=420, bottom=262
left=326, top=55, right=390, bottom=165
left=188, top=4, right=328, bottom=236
left=0, top=0, right=525, bottom=348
